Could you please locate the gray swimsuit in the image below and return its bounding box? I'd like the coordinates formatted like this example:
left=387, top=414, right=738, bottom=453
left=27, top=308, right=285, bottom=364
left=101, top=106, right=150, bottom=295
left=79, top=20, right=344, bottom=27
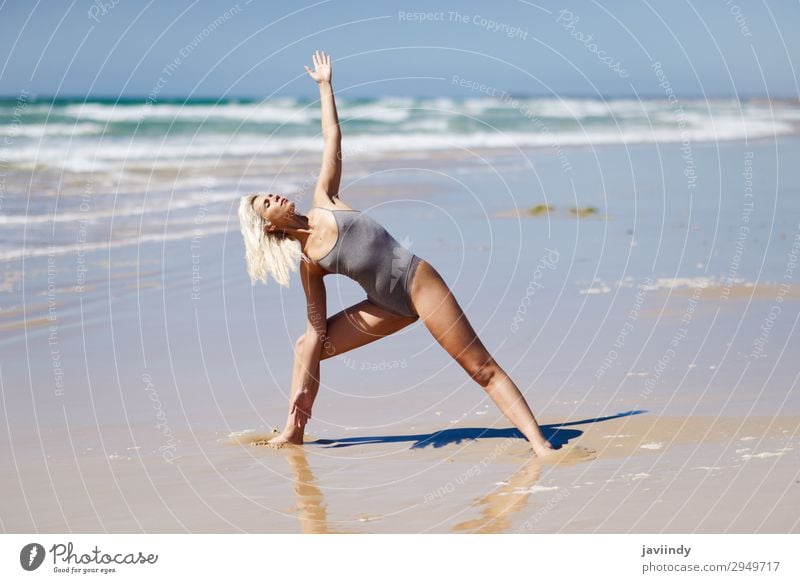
left=312, top=207, right=422, bottom=318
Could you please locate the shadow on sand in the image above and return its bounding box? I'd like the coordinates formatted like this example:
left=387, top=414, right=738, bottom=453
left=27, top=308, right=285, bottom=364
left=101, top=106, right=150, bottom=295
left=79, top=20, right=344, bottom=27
left=310, top=410, right=647, bottom=449
left=266, top=410, right=646, bottom=533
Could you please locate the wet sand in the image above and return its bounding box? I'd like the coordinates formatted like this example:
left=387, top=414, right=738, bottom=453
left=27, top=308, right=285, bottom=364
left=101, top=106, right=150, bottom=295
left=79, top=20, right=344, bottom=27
left=2, top=137, right=800, bottom=533
left=1, top=412, right=797, bottom=533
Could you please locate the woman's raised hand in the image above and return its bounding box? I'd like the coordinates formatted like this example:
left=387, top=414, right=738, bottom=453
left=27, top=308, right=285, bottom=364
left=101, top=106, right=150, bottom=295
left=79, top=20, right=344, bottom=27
left=304, top=50, right=332, bottom=85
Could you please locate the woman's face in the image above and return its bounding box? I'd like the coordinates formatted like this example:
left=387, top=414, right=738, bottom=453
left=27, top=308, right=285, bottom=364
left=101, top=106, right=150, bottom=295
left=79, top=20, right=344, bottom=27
left=255, top=193, right=296, bottom=230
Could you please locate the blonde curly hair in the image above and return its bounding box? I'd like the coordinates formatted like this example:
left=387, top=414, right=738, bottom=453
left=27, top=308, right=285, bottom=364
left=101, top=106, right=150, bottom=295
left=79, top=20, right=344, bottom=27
left=237, top=193, right=308, bottom=287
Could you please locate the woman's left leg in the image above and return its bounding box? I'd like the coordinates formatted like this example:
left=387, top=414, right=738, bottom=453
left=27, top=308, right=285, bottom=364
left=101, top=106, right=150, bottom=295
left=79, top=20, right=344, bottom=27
left=409, top=260, right=556, bottom=458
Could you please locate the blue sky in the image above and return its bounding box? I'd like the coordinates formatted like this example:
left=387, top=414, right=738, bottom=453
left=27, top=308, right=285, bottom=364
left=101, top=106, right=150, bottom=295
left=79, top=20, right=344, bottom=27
left=0, top=0, right=798, bottom=99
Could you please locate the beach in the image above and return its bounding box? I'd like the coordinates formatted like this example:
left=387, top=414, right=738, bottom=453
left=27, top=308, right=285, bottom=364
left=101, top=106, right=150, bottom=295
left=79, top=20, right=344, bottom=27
left=1, top=97, right=799, bottom=533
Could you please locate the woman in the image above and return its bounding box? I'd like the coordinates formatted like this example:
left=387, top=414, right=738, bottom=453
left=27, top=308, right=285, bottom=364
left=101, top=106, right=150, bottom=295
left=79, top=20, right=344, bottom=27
left=238, top=51, right=557, bottom=458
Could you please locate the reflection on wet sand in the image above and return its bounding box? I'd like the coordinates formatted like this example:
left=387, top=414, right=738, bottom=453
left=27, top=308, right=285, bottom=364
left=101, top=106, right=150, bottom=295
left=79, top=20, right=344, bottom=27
left=282, top=446, right=375, bottom=534
left=452, top=457, right=544, bottom=533
left=453, top=445, right=597, bottom=534
left=229, top=432, right=341, bottom=532
left=281, top=446, right=340, bottom=534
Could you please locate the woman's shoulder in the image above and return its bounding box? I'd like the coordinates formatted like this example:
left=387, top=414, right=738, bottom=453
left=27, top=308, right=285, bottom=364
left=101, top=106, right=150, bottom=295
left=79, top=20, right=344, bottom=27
left=309, top=201, right=358, bottom=213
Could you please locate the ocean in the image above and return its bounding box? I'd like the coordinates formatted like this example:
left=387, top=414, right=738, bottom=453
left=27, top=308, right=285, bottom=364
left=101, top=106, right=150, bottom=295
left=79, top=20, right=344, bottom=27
left=1, top=95, right=798, bottom=261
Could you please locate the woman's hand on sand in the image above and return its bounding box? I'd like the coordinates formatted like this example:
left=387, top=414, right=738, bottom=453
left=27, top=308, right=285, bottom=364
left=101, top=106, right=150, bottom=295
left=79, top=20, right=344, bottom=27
left=304, top=50, right=332, bottom=84
left=290, top=389, right=315, bottom=429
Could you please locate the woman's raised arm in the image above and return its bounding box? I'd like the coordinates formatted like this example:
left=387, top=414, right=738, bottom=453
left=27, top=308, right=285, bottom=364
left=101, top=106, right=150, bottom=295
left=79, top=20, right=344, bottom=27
left=304, top=50, right=342, bottom=205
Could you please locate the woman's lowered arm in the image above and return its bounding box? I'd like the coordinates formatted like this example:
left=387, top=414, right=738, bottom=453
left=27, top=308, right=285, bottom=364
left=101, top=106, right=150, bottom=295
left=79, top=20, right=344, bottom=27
left=289, top=260, right=329, bottom=430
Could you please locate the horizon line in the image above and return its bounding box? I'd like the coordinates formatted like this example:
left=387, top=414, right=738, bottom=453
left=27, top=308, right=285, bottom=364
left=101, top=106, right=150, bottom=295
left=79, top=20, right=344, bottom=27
left=0, top=92, right=797, bottom=102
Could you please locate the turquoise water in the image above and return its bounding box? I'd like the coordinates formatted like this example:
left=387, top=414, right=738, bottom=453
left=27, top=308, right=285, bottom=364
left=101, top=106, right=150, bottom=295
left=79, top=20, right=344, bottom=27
left=1, top=95, right=796, bottom=168
left=1, top=95, right=798, bottom=261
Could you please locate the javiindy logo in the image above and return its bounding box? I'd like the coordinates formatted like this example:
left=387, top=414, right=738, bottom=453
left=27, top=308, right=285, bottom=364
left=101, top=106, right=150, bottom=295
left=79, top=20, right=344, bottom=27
left=20, top=543, right=46, bottom=571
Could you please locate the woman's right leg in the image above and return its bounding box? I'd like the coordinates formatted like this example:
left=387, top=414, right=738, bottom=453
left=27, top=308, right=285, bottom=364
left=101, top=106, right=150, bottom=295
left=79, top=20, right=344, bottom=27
left=274, top=299, right=418, bottom=444
left=287, top=298, right=416, bottom=405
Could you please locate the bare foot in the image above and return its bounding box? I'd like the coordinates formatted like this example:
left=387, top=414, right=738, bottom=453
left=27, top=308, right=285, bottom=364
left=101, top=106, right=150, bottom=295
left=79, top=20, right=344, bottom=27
left=251, top=431, right=304, bottom=449
left=532, top=443, right=558, bottom=458
left=537, top=444, right=596, bottom=467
